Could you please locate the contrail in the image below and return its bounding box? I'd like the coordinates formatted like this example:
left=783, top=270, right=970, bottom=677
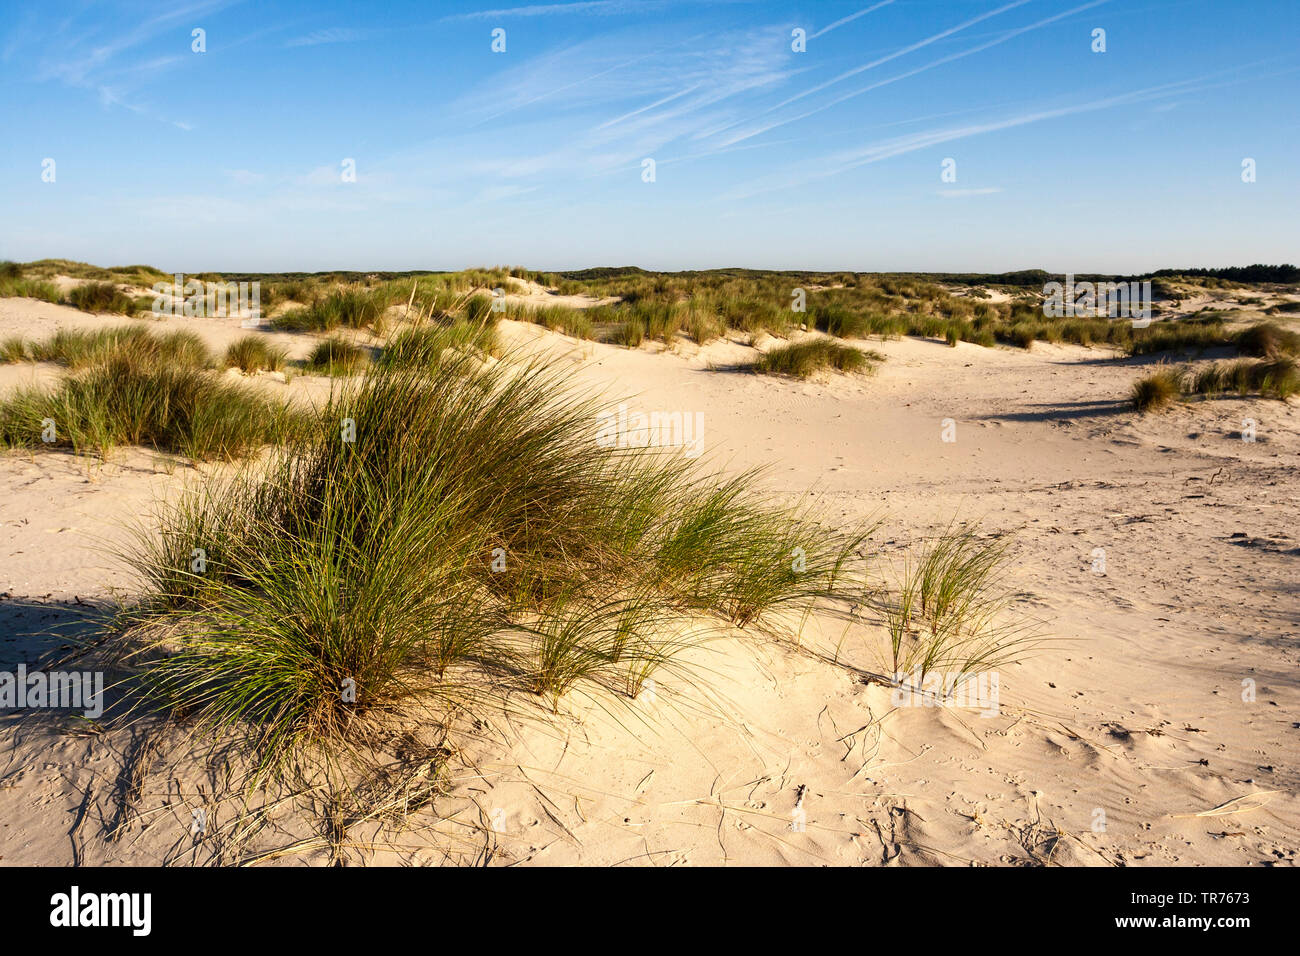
left=714, top=0, right=1108, bottom=149
left=594, top=85, right=701, bottom=131
left=721, top=65, right=1275, bottom=201
left=475, top=48, right=662, bottom=125
left=772, top=0, right=1034, bottom=111
left=809, top=0, right=897, bottom=40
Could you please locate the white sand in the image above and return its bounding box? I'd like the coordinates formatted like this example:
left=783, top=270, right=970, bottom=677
left=0, top=296, right=1296, bottom=866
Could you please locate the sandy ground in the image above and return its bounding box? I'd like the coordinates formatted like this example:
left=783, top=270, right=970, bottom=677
left=0, top=295, right=1296, bottom=866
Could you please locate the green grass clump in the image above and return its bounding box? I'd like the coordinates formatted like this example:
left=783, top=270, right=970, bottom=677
left=274, top=286, right=395, bottom=332
left=1130, top=366, right=1185, bottom=413
left=11, top=325, right=211, bottom=369
left=608, top=318, right=646, bottom=348
left=561, top=311, right=595, bottom=340
left=458, top=293, right=498, bottom=325
left=1235, top=321, right=1300, bottom=358
left=812, top=303, right=871, bottom=338
left=1133, top=356, right=1298, bottom=409
left=497, top=298, right=593, bottom=339
left=628, top=300, right=684, bottom=340
left=1255, top=357, right=1300, bottom=399
left=1191, top=360, right=1252, bottom=396
left=305, top=336, right=369, bottom=375
left=710, top=295, right=791, bottom=336
left=1128, top=320, right=1232, bottom=356
left=753, top=339, right=880, bottom=378
left=0, top=265, right=61, bottom=303
left=113, top=353, right=870, bottom=770
left=20, top=260, right=168, bottom=286
left=0, top=353, right=299, bottom=459
left=1, top=336, right=30, bottom=362
left=65, top=281, right=137, bottom=314
left=1188, top=356, right=1299, bottom=401
left=376, top=322, right=498, bottom=369
left=861, top=313, right=909, bottom=339
left=271, top=279, right=315, bottom=304
left=684, top=305, right=727, bottom=345
left=880, top=523, right=1037, bottom=690
left=588, top=301, right=687, bottom=345
left=58, top=326, right=208, bottom=368
left=224, top=335, right=289, bottom=373
left=529, top=304, right=588, bottom=336
left=1005, top=322, right=1038, bottom=350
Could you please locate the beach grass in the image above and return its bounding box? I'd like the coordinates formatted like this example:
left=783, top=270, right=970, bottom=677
left=224, top=335, right=289, bottom=373
left=1131, top=366, right=1185, bottom=413
left=752, top=339, right=882, bottom=378
left=304, top=336, right=369, bottom=375
left=274, top=286, right=397, bottom=333
left=1235, top=321, right=1300, bottom=359
left=0, top=352, right=299, bottom=459
left=3, top=325, right=212, bottom=369
left=0, top=264, right=61, bottom=304
left=65, top=281, right=138, bottom=315
left=880, top=523, right=1038, bottom=689
left=375, top=321, right=498, bottom=369
left=1132, top=355, right=1298, bottom=411
left=1187, top=356, right=1299, bottom=400
left=112, top=351, right=871, bottom=772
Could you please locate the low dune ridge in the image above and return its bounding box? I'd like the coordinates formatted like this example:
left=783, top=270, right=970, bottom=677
left=0, top=266, right=1296, bottom=867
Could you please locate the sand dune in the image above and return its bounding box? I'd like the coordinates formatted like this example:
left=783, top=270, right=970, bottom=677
left=0, top=299, right=1296, bottom=866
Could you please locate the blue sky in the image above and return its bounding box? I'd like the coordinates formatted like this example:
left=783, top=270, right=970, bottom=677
left=1, top=0, right=1296, bottom=273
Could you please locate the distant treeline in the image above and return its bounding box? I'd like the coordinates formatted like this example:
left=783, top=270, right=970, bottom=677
left=559, top=266, right=1300, bottom=287
left=558, top=266, right=836, bottom=282
left=559, top=266, right=1058, bottom=285
left=1150, top=264, right=1300, bottom=283
left=211, top=270, right=445, bottom=284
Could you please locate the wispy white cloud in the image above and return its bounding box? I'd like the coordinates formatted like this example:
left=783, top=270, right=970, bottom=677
left=285, top=27, right=372, bottom=48
left=809, top=1, right=896, bottom=40
left=470, top=47, right=665, bottom=124
left=36, top=0, right=235, bottom=86
left=454, top=23, right=795, bottom=151
left=28, top=0, right=241, bottom=127
left=331, top=21, right=799, bottom=211
left=939, top=187, right=1002, bottom=197
left=720, top=73, right=1226, bottom=201
left=442, top=1, right=758, bottom=21
left=594, top=85, right=702, bottom=131
left=772, top=0, right=1032, bottom=111
left=97, top=54, right=187, bottom=80
left=713, top=0, right=1111, bottom=149
left=444, top=1, right=668, bottom=20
